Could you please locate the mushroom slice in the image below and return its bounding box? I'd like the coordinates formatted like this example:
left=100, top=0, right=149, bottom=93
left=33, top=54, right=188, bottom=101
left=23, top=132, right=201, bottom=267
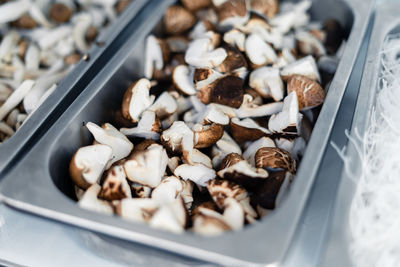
left=0, top=79, right=35, bottom=121
left=230, top=117, right=271, bottom=143
left=222, top=198, right=245, bottom=230
left=185, top=37, right=227, bottom=68
left=243, top=137, right=275, bottom=166
left=148, top=91, right=178, bottom=119
left=255, top=147, right=297, bottom=173
left=187, top=149, right=213, bottom=168
left=249, top=67, right=284, bottom=101
left=174, top=163, right=216, bottom=187
left=249, top=0, right=279, bottom=19
left=99, top=165, right=132, bottom=201
left=181, top=0, right=211, bottom=12
left=149, top=199, right=186, bottom=233
left=268, top=92, right=303, bottom=136
left=223, top=29, right=246, bottom=52
left=78, top=184, right=113, bottom=215
left=131, top=183, right=152, bottom=198
left=217, top=0, right=249, bottom=30
left=245, top=33, right=277, bottom=67
left=220, top=153, right=244, bottom=170
left=194, top=123, right=224, bottom=148
left=86, top=122, right=133, bottom=166
left=201, top=105, right=230, bottom=125
left=236, top=102, right=283, bottom=119
left=172, top=65, right=196, bottom=95
left=164, top=5, right=197, bottom=35
left=120, top=110, right=161, bottom=140
left=161, top=121, right=194, bottom=154
left=192, top=207, right=231, bottom=236
left=124, top=144, right=168, bottom=188
left=253, top=171, right=292, bottom=209
left=116, top=198, right=159, bottom=223
left=218, top=160, right=269, bottom=189
left=189, top=20, right=216, bottom=40
left=167, top=156, right=180, bottom=173
left=209, top=75, right=244, bottom=108
left=296, top=31, right=326, bottom=57
left=207, top=179, right=247, bottom=209
left=151, top=176, right=183, bottom=205
left=194, top=68, right=224, bottom=91
left=180, top=180, right=194, bottom=209
left=70, top=144, right=113, bottom=189
left=166, top=36, right=189, bottom=53
left=280, top=55, right=321, bottom=82
left=275, top=137, right=306, bottom=161
left=211, top=131, right=242, bottom=168
left=217, top=45, right=247, bottom=74
left=287, top=75, right=325, bottom=110
left=239, top=197, right=258, bottom=222
left=121, top=78, right=154, bottom=123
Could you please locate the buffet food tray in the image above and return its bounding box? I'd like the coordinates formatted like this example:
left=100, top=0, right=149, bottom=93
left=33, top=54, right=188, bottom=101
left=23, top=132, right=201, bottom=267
left=0, top=0, right=373, bottom=265
left=0, top=0, right=148, bottom=176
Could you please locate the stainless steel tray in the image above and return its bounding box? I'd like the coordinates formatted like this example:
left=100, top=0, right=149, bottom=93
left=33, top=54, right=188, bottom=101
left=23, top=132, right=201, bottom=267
left=0, top=0, right=148, bottom=176
left=0, top=0, right=373, bottom=265
left=321, top=2, right=400, bottom=266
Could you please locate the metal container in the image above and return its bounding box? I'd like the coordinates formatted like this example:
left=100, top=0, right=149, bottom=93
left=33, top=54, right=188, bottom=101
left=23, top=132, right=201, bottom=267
left=320, top=2, right=400, bottom=266
left=0, top=0, right=373, bottom=265
left=0, top=0, right=148, bottom=176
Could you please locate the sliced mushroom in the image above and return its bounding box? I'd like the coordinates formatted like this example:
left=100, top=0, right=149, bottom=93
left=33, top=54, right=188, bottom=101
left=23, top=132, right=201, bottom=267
left=287, top=75, right=325, bottom=110
left=220, top=153, right=244, bottom=170
left=151, top=176, right=183, bottom=205
left=144, top=35, right=170, bottom=79
left=164, top=5, right=197, bottom=35
left=194, top=68, right=224, bottom=91
left=180, top=180, right=194, bottom=209
left=172, top=65, right=196, bottom=95
left=209, top=75, right=244, bottom=108
left=217, top=160, right=269, bottom=189
left=268, top=92, right=303, bottom=136
left=275, top=137, right=306, bottom=161
left=166, top=36, right=189, bottom=53
left=217, top=45, right=247, bottom=74
left=181, top=0, right=211, bottom=12
left=174, top=163, right=216, bottom=187
left=121, top=78, right=155, bottom=123
left=149, top=197, right=187, bottom=233
left=217, top=0, right=249, bottom=30
left=193, top=123, right=224, bottom=148
left=296, top=30, right=326, bottom=57
left=116, top=198, right=159, bottom=222
left=236, top=101, right=283, bottom=119
left=280, top=55, right=320, bottom=82
left=131, top=182, right=152, bottom=198
left=223, top=29, right=245, bottom=52
left=0, top=79, right=34, bottom=121
left=70, top=144, right=113, bottom=189
left=207, top=179, right=247, bottom=208
left=161, top=121, right=194, bottom=154
left=148, top=91, right=178, bottom=119
left=185, top=148, right=213, bottom=168
left=255, top=147, right=296, bottom=173
left=192, top=207, right=231, bottom=235
left=249, top=67, right=284, bottom=101
left=124, top=144, right=168, bottom=187
left=120, top=110, right=161, bottom=140
left=230, top=117, right=271, bottom=143
left=50, top=3, right=73, bottom=23
left=78, top=184, right=113, bottom=215
left=184, top=37, right=227, bottom=68
left=243, top=136, right=276, bottom=166
left=86, top=122, right=133, bottom=166
left=245, top=33, right=277, bottom=67
left=249, top=0, right=279, bottom=19
left=222, top=197, right=244, bottom=230
left=99, top=165, right=132, bottom=200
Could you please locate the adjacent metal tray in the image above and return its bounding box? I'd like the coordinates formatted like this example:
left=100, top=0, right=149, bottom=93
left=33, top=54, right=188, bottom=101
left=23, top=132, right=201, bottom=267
left=0, top=0, right=148, bottom=176
left=321, top=2, right=400, bottom=267
left=0, top=0, right=373, bottom=265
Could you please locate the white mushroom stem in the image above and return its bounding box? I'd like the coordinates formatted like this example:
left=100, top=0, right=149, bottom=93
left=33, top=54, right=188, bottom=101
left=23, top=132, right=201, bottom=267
left=29, top=3, right=53, bottom=28
left=148, top=91, right=177, bottom=119
left=120, top=110, right=160, bottom=140
left=236, top=102, right=283, bottom=118
left=280, top=55, right=321, bottom=82
left=222, top=198, right=244, bottom=230
left=25, top=44, right=40, bottom=71
left=249, top=67, right=284, bottom=101
left=73, top=13, right=92, bottom=52
left=38, top=26, right=73, bottom=50
left=0, top=32, right=19, bottom=63
left=245, top=33, right=277, bottom=66
left=185, top=38, right=227, bottom=68
left=223, top=29, right=246, bottom=51
left=86, top=122, right=133, bottom=166
left=0, top=80, right=35, bottom=121
left=0, top=0, right=31, bottom=24
left=151, top=176, right=183, bottom=205
left=0, top=121, right=15, bottom=136
left=144, top=35, right=163, bottom=79
left=174, top=163, right=216, bottom=187
left=173, top=65, right=196, bottom=95
left=78, top=184, right=114, bottom=215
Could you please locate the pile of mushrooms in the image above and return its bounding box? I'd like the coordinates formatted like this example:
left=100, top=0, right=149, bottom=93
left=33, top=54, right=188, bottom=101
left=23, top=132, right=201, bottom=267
left=70, top=0, right=345, bottom=235
left=0, top=0, right=131, bottom=143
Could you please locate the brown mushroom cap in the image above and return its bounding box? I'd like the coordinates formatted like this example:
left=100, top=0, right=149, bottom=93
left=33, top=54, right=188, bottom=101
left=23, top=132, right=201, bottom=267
left=99, top=165, right=131, bottom=201
left=230, top=118, right=270, bottom=143
left=12, top=14, right=37, bottom=29
left=210, top=75, right=244, bottom=108
left=249, top=0, right=279, bottom=19
left=50, top=3, right=72, bottom=23
left=287, top=75, right=325, bottom=110
left=181, top=0, right=211, bottom=11
left=217, top=45, right=248, bottom=73
left=194, top=123, right=224, bottom=148
left=164, top=5, right=197, bottom=35
left=323, top=19, right=345, bottom=54
left=121, top=78, right=153, bottom=123
left=116, top=0, right=131, bottom=14
left=220, top=153, right=244, bottom=170
left=207, top=179, right=247, bottom=209
left=217, top=0, right=247, bottom=23
left=255, top=147, right=296, bottom=173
